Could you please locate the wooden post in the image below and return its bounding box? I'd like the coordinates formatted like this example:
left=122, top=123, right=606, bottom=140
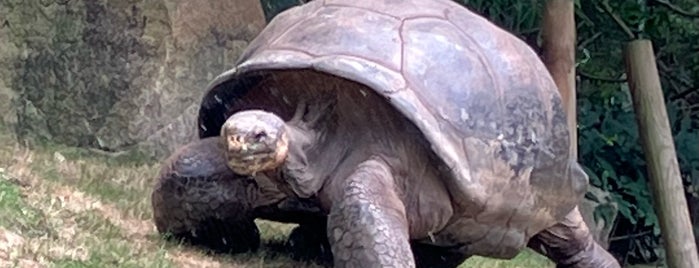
left=541, top=0, right=578, bottom=158
left=625, top=39, right=699, bottom=268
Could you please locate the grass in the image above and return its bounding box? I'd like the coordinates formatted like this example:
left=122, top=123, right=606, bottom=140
left=0, top=124, right=554, bottom=267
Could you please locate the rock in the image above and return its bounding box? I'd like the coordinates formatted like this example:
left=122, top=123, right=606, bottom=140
left=0, top=0, right=266, bottom=159
left=0, top=4, right=20, bottom=127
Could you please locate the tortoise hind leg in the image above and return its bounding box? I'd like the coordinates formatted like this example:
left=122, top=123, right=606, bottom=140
left=326, top=158, right=415, bottom=267
left=527, top=207, right=621, bottom=268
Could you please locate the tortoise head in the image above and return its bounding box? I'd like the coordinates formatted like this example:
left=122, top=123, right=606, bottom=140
left=221, top=110, right=289, bottom=175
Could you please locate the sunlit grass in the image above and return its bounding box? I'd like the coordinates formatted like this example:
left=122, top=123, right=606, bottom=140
left=462, top=250, right=553, bottom=267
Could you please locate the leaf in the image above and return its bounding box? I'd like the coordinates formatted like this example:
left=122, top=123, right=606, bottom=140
left=617, top=203, right=637, bottom=224
left=597, top=158, right=618, bottom=180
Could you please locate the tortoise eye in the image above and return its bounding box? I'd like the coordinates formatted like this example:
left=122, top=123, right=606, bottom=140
left=253, top=131, right=267, bottom=142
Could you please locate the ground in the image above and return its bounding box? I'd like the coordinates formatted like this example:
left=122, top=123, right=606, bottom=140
left=0, top=124, right=554, bottom=268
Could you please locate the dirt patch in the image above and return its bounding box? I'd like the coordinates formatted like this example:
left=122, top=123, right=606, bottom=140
left=50, top=185, right=155, bottom=238
left=0, top=227, right=24, bottom=262
left=0, top=230, right=41, bottom=267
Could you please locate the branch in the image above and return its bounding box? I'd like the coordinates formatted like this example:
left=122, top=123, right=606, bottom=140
left=651, top=56, right=699, bottom=102
left=600, top=0, right=636, bottom=40
left=691, top=104, right=699, bottom=113
left=520, top=27, right=541, bottom=35
left=653, top=0, right=699, bottom=18
left=87, top=148, right=130, bottom=158
left=678, top=103, right=699, bottom=117
left=671, top=87, right=699, bottom=101
left=578, top=32, right=603, bottom=49
left=578, top=70, right=627, bottom=83
left=608, top=230, right=654, bottom=242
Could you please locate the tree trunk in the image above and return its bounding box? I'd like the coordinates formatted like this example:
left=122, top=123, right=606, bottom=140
left=541, top=0, right=620, bottom=250
left=541, top=0, right=578, bottom=159
left=625, top=39, right=699, bottom=268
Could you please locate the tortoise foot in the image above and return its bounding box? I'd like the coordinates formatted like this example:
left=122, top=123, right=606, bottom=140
left=528, top=207, right=621, bottom=268
left=164, top=217, right=261, bottom=254
left=287, top=223, right=333, bottom=265
left=411, top=243, right=469, bottom=268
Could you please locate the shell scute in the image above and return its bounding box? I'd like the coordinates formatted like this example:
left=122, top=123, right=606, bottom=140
left=270, top=5, right=402, bottom=72
left=323, top=0, right=453, bottom=19
left=310, top=55, right=406, bottom=94
left=236, top=0, right=324, bottom=64
left=401, top=17, right=502, bottom=140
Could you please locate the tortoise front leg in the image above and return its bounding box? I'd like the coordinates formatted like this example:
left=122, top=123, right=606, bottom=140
left=527, top=207, right=621, bottom=268
left=326, top=158, right=415, bottom=268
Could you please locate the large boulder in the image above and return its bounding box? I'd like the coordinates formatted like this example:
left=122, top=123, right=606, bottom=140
left=0, top=0, right=266, bottom=159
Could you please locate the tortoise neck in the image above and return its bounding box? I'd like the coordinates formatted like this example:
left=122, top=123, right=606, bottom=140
left=279, top=122, right=325, bottom=198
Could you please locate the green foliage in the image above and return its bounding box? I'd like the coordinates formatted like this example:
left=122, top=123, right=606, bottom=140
left=575, top=0, right=699, bottom=263
left=259, top=0, right=308, bottom=21
left=0, top=175, right=51, bottom=238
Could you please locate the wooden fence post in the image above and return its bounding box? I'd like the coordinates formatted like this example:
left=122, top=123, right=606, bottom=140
left=625, top=39, right=699, bottom=268
left=541, top=0, right=578, bottom=158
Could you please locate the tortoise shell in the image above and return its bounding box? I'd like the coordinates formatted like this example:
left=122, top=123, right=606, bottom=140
left=197, top=0, right=588, bottom=257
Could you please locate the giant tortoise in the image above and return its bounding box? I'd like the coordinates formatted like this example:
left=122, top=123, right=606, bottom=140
left=152, top=0, right=621, bottom=267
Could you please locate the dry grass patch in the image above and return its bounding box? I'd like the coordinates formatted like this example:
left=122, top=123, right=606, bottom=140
left=1, top=164, right=172, bottom=267
left=0, top=128, right=327, bottom=268
left=0, top=124, right=553, bottom=267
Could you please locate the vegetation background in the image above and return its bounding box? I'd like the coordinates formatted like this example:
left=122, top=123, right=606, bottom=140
left=1, top=0, right=698, bottom=267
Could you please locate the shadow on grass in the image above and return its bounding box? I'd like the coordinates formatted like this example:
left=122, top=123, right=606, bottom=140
left=156, top=232, right=331, bottom=268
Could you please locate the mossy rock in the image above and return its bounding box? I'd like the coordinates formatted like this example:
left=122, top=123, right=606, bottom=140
left=1, top=0, right=266, bottom=159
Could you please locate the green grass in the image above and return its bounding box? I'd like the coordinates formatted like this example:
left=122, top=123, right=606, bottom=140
left=462, top=250, right=553, bottom=267
left=0, top=178, right=51, bottom=238
left=45, top=209, right=172, bottom=268
left=0, top=125, right=554, bottom=267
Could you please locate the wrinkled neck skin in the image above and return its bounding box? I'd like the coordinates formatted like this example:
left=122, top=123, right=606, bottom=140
left=269, top=97, right=368, bottom=206
left=276, top=124, right=320, bottom=197
left=262, top=102, right=334, bottom=201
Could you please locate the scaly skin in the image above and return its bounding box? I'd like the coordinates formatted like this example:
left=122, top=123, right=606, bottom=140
left=528, top=207, right=621, bottom=268
left=151, top=137, right=261, bottom=253
left=219, top=105, right=619, bottom=267
left=326, top=158, right=414, bottom=268
left=151, top=136, right=328, bottom=260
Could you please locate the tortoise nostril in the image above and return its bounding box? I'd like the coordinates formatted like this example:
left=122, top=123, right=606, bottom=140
left=228, top=135, right=245, bottom=151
